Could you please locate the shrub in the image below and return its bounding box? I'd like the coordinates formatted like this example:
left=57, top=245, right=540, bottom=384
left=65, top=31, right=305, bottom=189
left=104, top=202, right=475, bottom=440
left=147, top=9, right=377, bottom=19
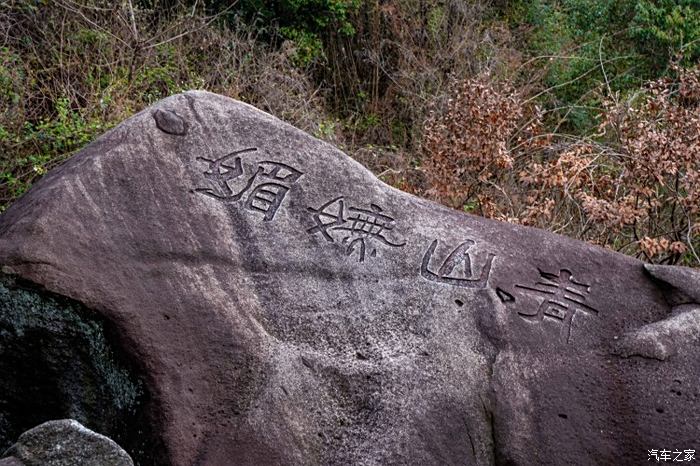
left=421, top=75, right=545, bottom=216
left=504, top=0, right=700, bottom=134
left=149, top=0, right=362, bottom=66
left=0, top=0, right=329, bottom=211
left=632, top=0, right=700, bottom=70
left=421, top=67, right=700, bottom=266
left=591, top=65, right=700, bottom=264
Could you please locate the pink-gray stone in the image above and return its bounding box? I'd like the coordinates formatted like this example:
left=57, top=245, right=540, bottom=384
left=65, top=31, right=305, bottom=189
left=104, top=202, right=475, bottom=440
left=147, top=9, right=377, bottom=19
left=0, top=457, right=23, bottom=466
left=2, top=420, right=132, bottom=466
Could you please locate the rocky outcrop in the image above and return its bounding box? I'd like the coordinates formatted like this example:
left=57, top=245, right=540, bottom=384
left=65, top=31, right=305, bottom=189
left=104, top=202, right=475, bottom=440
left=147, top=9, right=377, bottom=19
left=0, top=91, right=697, bottom=465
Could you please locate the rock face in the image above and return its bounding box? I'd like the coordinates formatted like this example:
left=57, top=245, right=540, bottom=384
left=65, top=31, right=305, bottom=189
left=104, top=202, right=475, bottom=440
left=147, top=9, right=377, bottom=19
left=2, top=419, right=133, bottom=466
left=0, top=274, right=152, bottom=459
left=0, top=456, right=24, bottom=466
left=0, top=91, right=698, bottom=465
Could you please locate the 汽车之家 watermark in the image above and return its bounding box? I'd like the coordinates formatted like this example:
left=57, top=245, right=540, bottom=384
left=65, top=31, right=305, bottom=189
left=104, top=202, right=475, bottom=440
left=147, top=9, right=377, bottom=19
left=648, top=450, right=695, bottom=462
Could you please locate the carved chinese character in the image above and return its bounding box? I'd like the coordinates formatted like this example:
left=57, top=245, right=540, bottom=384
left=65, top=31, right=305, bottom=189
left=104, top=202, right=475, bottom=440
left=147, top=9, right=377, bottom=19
left=306, top=197, right=405, bottom=262
left=420, top=239, right=495, bottom=288
left=515, top=268, right=599, bottom=343
left=195, top=148, right=303, bottom=222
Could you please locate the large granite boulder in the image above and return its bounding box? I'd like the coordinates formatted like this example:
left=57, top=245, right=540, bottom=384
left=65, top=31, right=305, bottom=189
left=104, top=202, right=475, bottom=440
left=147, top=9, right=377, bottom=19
left=0, top=91, right=698, bottom=465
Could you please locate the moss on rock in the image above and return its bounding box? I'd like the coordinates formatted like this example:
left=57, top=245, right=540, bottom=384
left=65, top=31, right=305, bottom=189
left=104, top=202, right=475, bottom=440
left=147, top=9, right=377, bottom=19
left=0, top=274, right=160, bottom=465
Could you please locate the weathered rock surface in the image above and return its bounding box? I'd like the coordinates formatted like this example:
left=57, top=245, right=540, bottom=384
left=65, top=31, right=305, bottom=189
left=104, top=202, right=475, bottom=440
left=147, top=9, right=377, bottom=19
left=2, top=419, right=133, bottom=465
left=0, top=91, right=698, bottom=465
left=0, top=456, right=23, bottom=466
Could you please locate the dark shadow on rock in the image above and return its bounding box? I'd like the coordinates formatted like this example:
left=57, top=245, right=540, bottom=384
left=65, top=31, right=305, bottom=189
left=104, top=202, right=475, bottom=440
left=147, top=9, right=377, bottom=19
left=0, top=275, right=165, bottom=466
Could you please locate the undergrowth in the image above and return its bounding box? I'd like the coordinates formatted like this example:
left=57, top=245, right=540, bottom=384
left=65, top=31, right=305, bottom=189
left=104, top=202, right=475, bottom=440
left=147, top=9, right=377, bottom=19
left=0, top=0, right=697, bottom=266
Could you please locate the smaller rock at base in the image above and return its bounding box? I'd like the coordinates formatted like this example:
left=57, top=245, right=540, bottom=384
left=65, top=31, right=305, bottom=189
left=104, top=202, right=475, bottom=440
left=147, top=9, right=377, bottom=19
left=0, top=457, right=24, bottom=466
left=2, top=419, right=133, bottom=466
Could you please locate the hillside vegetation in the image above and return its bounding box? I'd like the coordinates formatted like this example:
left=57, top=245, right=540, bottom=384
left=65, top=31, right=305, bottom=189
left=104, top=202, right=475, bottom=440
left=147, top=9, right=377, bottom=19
left=1, top=0, right=698, bottom=266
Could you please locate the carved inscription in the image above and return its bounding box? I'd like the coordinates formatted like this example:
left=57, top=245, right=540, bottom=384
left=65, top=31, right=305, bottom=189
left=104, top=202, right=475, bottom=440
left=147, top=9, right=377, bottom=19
left=514, top=268, right=599, bottom=343
left=496, top=287, right=515, bottom=302
left=306, top=197, right=405, bottom=262
left=195, top=148, right=303, bottom=221
left=420, top=239, right=495, bottom=288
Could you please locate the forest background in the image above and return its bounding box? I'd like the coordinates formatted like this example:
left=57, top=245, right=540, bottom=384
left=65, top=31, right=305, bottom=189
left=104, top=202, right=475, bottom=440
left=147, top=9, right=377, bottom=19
left=1, top=0, right=698, bottom=265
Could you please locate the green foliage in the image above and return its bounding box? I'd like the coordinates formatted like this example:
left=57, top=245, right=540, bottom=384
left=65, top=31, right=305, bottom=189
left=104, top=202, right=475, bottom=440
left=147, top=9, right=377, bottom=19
left=314, top=118, right=339, bottom=139
left=180, top=0, right=361, bottom=66
left=280, top=27, right=326, bottom=66
left=268, top=0, right=362, bottom=65
left=632, top=0, right=700, bottom=69
left=506, top=0, right=700, bottom=134
left=0, top=48, right=22, bottom=107
left=356, top=112, right=380, bottom=131
left=1, top=98, right=105, bottom=208
left=0, top=1, right=330, bottom=211
left=144, top=0, right=364, bottom=36
left=28, top=98, right=104, bottom=158
left=427, top=5, right=446, bottom=39
left=243, top=0, right=361, bottom=35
